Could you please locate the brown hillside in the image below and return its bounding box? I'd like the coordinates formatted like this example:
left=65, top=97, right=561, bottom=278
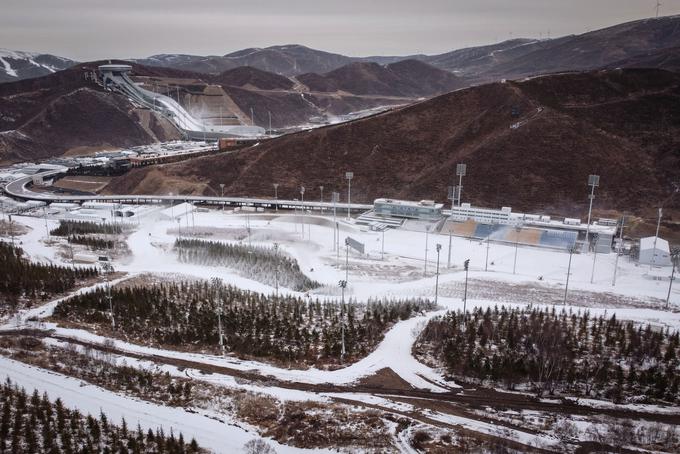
left=106, top=69, right=680, bottom=219
left=298, top=60, right=463, bottom=97
left=216, top=66, right=294, bottom=90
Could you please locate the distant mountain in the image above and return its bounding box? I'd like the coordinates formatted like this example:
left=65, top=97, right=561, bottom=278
left=0, top=49, right=76, bottom=83
left=298, top=60, right=464, bottom=97
left=135, top=15, right=680, bottom=83
left=478, top=15, right=680, bottom=81
left=138, top=45, right=354, bottom=77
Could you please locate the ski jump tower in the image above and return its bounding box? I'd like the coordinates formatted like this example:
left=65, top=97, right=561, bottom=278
left=98, top=64, right=265, bottom=140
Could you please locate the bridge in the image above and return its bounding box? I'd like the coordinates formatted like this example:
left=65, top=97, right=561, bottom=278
left=3, top=170, right=373, bottom=213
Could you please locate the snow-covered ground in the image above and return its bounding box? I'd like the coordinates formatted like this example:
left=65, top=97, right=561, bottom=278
left=3, top=207, right=679, bottom=452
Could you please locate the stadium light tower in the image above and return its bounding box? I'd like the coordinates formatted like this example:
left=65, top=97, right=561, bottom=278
left=456, top=164, right=467, bottom=206
left=345, top=172, right=354, bottom=220
left=585, top=174, right=600, bottom=250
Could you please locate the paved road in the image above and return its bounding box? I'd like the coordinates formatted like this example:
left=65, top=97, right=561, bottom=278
left=4, top=169, right=373, bottom=212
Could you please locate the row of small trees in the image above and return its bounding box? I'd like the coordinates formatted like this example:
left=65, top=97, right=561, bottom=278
left=51, top=220, right=122, bottom=236
left=53, top=280, right=435, bottom=365
left=416, top=305, right=680, bottom=403
left=174, top=238, right=319, bottom=291
left=0, top=241, right=99, bottom=311
left=0, top=378, right=199, bottom=453
left=67, top=235, right=114, bottom=250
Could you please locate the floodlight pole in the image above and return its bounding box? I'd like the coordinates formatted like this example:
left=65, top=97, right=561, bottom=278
left=463, top=259, right=469, bottom=327
left=585, top=174, right=599, bottom=251
left=590, top=246, right=597, bottom=284
left=273, top=243, right=279, bottom=299
left=345, top=237, right=350, bottom=284
left=435, top=244, right=442, bottom=304
left=612, top=215, right=624, bottom=286
left=345, top=172, right=353, bottom=220
left=666, top=258, right=676, bottom=309
left=300, top=186, right=305, bottom=240
left=424, top=226, right=429, bottom=276
left=563, top=246, right=575, bottom=305
left=456, top=164, right=467, bottom=207
left=8, top=215, right=13, bottom=245
left=513, top=226, right=521, bottom=274
left=273, top=183, right=279, bottom=212
left=381, top=229, right=385, bottom=261
left=447, top=226, right=453, bottom=268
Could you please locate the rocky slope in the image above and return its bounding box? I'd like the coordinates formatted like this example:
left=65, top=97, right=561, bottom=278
left=105, top=68, right=680, bottom=219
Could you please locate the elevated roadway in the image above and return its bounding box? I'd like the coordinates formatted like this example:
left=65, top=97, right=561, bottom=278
left=4, top=170, right=372, bottom=213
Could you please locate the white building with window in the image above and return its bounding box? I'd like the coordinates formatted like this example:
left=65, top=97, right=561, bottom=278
left=639, top=236, right=672, bottom=267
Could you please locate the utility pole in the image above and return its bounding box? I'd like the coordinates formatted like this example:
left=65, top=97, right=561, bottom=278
left=563, top=246, right=576, bottom=305
left=666, top=251, right=677, bottom=308
left=435, top=244, right=442, bottom=304
left=339, top=279, right=347, bottom=362
left=612, top=215, right=625, bottom=287
left=331, top=192, right=339, bottom=251
left=211, top=278, right=225, bottom=356
left=585, top=174, right=600, bottom=251
left=102, top=262, right=115, bottom=331
left=345, top=172, right=353, bottom=220
left=485, top=235, right=490, bottom=271
left=651, top=208, right=662, bottom=269
left=273, top=183, right=279, bottom=212
left=41, top=206, right=50, bottom=241
left=220, top=184, right=225, bottom=211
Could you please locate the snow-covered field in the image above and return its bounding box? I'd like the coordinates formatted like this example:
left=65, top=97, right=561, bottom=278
left=2, top=207, right=678, bottom=452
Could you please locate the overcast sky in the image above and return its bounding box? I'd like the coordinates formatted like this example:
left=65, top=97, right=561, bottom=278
left=2, top=0, right=679, bottom=60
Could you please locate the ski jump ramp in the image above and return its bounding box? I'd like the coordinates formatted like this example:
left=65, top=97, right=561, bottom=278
left=98, top=64, right=265, bottom=140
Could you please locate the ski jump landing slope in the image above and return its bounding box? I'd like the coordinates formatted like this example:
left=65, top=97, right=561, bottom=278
left=99, top=64, right=265, bottom=140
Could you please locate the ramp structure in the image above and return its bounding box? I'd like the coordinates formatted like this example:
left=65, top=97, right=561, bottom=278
left=98, top=64, right=265, bottom=140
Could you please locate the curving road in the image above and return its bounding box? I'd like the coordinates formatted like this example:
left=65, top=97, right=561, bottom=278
left=4, top=169, right=372, bottom=212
